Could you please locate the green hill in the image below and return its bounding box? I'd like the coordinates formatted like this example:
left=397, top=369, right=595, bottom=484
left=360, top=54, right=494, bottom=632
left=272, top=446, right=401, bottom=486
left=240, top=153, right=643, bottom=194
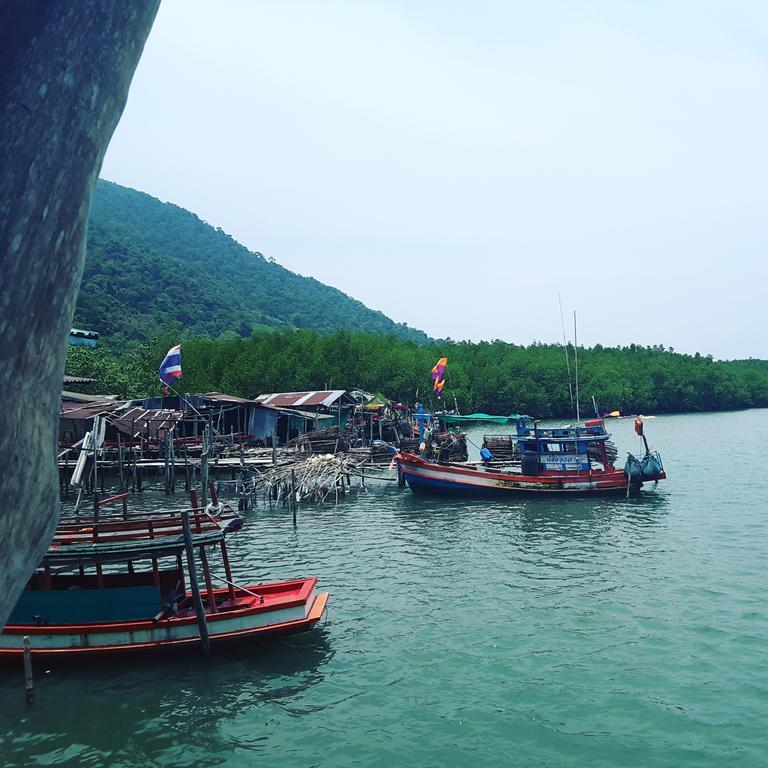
left=76, top=180, right=429, bottom=348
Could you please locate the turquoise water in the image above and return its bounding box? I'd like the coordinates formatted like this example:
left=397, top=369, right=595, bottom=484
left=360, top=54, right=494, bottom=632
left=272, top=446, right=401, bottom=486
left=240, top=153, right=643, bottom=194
left=1, top=410, right=767, bottom=767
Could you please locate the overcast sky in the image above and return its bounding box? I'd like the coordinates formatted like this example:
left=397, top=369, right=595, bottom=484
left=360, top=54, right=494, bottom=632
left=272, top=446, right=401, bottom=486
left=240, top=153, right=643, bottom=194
left=101, top=0, right=768, bottom=360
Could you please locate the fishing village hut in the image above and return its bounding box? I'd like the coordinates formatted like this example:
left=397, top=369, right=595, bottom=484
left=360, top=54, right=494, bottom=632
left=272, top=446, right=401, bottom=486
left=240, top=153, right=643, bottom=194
left=134, top=392, right=281, bottom=447
left=59, top=397, right=123, bottom=447
left=353, top=392, right=412, bottom=447
left=59, top=391, right=292, bottom=457
left=256, top=391, right=357, bottom=438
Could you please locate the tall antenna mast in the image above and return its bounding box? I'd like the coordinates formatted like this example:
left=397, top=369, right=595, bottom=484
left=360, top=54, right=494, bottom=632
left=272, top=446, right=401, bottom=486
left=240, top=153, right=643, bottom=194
left=558, top=293, right=575, bottom=416
left=573, top=310, right=580, bottom=423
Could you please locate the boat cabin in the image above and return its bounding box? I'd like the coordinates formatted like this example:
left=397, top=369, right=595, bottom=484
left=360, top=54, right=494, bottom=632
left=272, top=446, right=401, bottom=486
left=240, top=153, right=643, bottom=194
left=8, top=509, right=240, bottom=627
left=512, top=417, right=615, bottom=474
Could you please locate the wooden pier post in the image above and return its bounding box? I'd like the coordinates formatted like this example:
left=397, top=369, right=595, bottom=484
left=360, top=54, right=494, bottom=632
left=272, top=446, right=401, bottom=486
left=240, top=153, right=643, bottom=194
left=170, top=430, right=177, bottom=494
left=117, top=433, right=125, bottom=491
left=210, top=415, right=217, bottom=478
left=163, top=431, right=170, bottom=495
left=92, top=416, right=99, bottom=501
left=238, top=442, right=246, bottom=510
left=182, top=497, right=211, bottom=657
left=184, top=441, right=191, bottom=491
left=201, top=424, right=210, bottom=508
left=291, top=469, right=298, bottom=527
left=23, top=636, right=33, bottom=703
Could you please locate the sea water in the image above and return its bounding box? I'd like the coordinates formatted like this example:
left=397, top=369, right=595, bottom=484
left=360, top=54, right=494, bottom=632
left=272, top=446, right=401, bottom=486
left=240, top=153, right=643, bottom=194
left=1, top=410, right=766, bottom=767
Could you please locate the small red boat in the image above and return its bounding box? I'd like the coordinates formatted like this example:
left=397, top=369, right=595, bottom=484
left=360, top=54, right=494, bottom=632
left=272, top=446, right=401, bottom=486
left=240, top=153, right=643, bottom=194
left=1, top=508, right=328, bottom=658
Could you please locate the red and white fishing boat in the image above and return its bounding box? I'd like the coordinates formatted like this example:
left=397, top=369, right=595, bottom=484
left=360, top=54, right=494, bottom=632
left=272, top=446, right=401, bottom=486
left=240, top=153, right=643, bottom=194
left=397, top=416, right=665, bottom=497
left=1, top=507, right=328, bottom=658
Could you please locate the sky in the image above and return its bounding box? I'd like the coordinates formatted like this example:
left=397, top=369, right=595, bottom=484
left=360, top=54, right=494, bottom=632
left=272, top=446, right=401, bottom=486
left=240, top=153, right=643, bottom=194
left=101, top=0, right=768, bottom=360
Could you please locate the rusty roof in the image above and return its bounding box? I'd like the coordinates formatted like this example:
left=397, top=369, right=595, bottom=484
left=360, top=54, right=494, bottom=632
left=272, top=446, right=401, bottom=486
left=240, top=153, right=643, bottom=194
left=197, top=392, right=283, bottom=412
left=199, top=391, right=258, bottom=405
left=60, top=400, right=123, bottom=420
left=109, top=407, right=184, bottom=439
left=255, top=390, right=350, bottom=408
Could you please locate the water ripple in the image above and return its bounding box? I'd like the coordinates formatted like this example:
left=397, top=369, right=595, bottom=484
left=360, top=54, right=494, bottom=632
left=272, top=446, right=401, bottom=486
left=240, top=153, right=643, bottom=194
left=1, top=411, right=767, bottom=766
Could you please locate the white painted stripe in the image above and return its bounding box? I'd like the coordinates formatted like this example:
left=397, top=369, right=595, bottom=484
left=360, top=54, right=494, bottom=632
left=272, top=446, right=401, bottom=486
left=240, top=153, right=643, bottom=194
left=404, top=464, right=604, bottom=491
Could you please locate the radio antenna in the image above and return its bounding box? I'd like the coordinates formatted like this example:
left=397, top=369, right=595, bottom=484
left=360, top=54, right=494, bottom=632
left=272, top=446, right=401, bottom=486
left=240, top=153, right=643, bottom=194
left=559, top=293, right=575, bottom=416
left=573, top=310, right=580, bottom=423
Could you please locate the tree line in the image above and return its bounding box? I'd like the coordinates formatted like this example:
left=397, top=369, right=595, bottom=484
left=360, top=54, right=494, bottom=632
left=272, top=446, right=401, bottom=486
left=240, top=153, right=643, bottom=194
left=65, top=329, right=768, bottom=418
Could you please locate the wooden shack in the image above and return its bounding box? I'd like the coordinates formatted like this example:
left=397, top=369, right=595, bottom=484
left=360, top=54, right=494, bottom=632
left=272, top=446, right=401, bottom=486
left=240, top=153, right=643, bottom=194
left=255, top=390, right=357, bottom=442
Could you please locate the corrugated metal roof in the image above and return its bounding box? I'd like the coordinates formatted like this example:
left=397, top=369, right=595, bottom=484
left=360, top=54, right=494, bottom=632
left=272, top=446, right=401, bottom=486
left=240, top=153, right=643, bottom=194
left=109, top=407, right=184, bottom=439
left=61, top=391, right=119, bottom=404
left=60, top=400, right=122, bottom=420
left=278, top=407, right=336, bottom=420
left=256, top=390, right=349, bottom=408
left=63, top=375, right=96, bottom=385
left=199, top=391, right=259, bottom=405
left=69, top=328, right=99, bottom=339
left=198, top=392, right=283, bottom=413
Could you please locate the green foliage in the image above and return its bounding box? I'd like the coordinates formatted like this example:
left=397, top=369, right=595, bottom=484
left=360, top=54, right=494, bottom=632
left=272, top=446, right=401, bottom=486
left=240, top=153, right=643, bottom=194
left=70, top=183, right=768, bottom=414
left=65, top=330, right=768, bottom=416
left=75, top=180, right=430, bottom=349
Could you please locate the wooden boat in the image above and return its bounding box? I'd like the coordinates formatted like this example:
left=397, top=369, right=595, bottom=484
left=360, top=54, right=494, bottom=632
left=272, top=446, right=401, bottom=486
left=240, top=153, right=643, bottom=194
left=397, top=416, right=665, bottom=496
left=0, top=508, right=328, bottom=658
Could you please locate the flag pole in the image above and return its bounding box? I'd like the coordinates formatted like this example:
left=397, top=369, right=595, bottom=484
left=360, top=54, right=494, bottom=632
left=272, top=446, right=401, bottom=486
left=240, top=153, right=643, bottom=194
left=159, top=377, right=224, bottom=438
left=157, top=343, right=223, bottom=438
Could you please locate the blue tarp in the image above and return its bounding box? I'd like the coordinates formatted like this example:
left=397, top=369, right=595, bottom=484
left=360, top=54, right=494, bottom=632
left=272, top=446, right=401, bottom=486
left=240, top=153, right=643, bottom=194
left=249, top=407, right=278, bottom=440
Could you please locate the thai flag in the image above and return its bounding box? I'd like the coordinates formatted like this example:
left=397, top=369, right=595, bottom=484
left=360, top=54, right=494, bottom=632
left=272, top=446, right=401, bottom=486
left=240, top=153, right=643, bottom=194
left=158, top=344, right=182, bottom=391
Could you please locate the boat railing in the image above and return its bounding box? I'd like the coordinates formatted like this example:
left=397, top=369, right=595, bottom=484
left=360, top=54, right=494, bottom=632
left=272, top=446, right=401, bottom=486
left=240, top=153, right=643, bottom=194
left=52, top=508, right=224, bottom=548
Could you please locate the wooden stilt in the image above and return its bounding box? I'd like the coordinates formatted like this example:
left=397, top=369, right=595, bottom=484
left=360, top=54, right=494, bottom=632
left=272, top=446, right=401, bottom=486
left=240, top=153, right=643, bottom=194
left=201, top=425, right=210, bottom=507
left=181, top=508, right=211, bottom=656
left=23, top=637, right=33, bottom=704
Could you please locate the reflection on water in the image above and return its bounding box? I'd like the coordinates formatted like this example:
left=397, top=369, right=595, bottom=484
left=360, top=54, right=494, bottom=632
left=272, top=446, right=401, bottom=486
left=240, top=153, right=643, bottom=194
left=1, top=632, right=333, bottom=767
left=2, top=411, right=767, bottom=768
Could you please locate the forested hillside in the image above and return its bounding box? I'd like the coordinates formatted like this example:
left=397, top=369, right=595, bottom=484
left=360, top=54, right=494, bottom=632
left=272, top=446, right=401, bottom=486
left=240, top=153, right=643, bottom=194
left=76, top=180, right=429, bottom=347
left=66, top=330, right=768, bottom=417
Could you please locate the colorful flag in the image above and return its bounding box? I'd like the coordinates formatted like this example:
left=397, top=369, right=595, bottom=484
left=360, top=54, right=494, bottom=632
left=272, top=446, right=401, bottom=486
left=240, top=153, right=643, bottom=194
left=159, top=344, right=182, bottom=392
left=431, top=357, right=447, bottom=395
left=431, top=357, right=447, bottom=382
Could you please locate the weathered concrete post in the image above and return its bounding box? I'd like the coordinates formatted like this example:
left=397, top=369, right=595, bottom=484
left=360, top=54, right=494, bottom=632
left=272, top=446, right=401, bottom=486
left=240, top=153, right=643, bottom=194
left=0, top=1, right=159, bottom=627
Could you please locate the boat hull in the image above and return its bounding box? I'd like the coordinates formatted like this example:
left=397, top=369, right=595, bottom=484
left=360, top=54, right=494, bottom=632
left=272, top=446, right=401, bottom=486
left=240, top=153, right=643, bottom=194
left=0, top=581, right=329, bottom=659
left=398, top=453, right=656, bottom=497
